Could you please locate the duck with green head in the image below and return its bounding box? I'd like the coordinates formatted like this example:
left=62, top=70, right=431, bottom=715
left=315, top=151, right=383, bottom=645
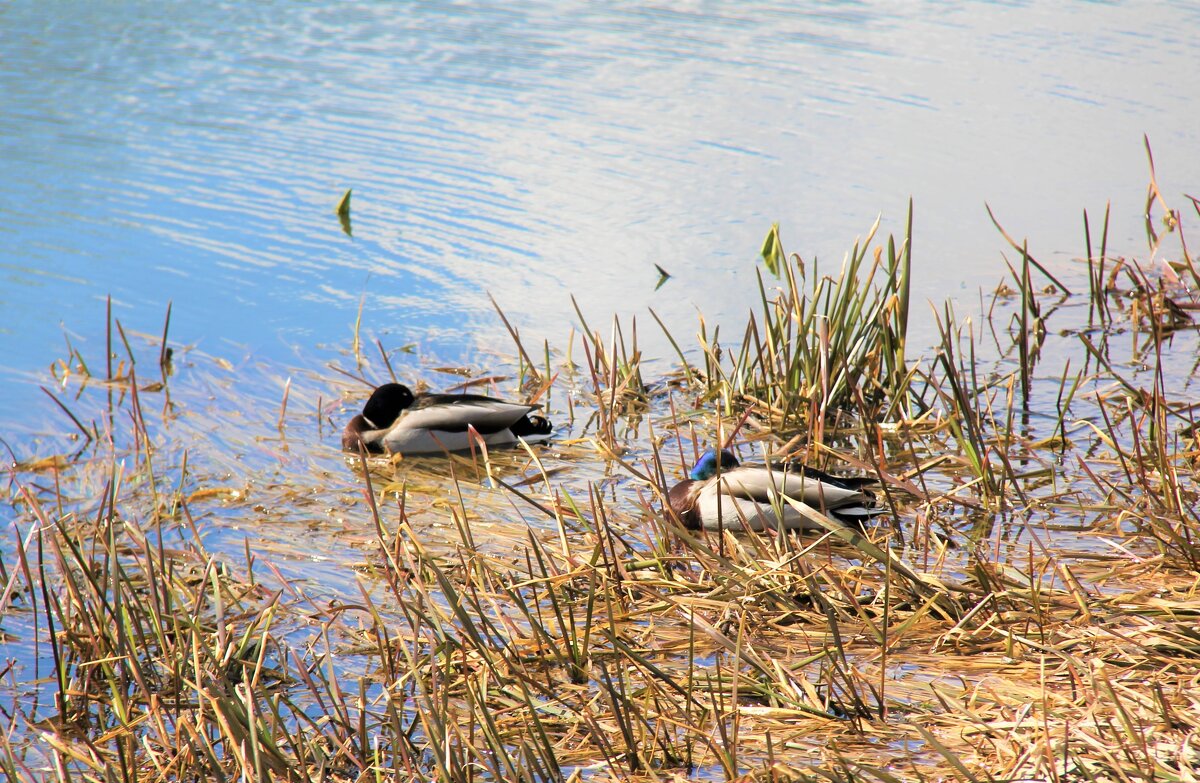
left=669, top=448, right=882, bottom=531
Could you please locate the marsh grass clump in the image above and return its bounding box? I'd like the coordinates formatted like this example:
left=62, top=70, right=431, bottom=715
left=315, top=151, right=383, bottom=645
left=4, top=152, right=1200, bottom=781
left=692, top=207, right=914, bottom=442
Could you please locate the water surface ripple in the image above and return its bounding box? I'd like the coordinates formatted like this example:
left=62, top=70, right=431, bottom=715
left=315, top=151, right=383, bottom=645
left=1, top=1, right=1197, bottom=416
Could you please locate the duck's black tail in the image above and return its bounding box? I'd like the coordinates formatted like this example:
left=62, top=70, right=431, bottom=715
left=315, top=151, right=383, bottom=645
left=773, top=461, right=885, bottom=528
left=510, top=414, right=553, bottom=438
left=830, top=504, right=886, bottom=526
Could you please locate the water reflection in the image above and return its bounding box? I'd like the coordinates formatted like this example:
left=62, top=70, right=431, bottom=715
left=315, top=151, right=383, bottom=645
left=1, top=1, right=1198, bottom=420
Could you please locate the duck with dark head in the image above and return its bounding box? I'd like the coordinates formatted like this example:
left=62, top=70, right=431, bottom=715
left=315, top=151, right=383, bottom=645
left=343, top=383, right=552, bottom=455
left=668, top=448, right=882, bottom=531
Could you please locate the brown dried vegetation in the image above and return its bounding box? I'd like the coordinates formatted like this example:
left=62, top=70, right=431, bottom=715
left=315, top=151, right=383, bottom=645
left=4, top=150, right=1200, bottom=781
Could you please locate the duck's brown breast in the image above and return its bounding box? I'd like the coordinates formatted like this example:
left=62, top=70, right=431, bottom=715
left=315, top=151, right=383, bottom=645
left=667, top=480, right=702, bottom=529
left=342, top=415, right=384, bottom=453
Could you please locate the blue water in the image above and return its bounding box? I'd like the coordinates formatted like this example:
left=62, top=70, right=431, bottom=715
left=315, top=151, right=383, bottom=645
left=4, top=6, right=1200, bottom=771
left=2, top=0, right=1199, bottom=427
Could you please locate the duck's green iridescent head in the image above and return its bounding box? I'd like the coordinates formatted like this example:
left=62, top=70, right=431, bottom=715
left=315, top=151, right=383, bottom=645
left=688, top=448, right=741, bottom=481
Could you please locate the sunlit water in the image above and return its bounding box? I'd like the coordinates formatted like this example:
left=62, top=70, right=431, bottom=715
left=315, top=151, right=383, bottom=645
left=2, top=1, right=1199, bottom=422
left=2, top=4, right=1199, bottom=773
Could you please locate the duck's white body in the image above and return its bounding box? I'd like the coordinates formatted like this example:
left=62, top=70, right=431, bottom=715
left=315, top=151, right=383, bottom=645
left=688, top=466, right=873, bottom=531
left=377, top=398, right=551, bottom=454
left=343, top=384, right=553, bottom=455
left=669, top=450, right=881, bottom=532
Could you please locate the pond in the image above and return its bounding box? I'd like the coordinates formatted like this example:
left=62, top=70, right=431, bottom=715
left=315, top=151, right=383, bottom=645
left=3, top=2, right=1200, bottom=780
left=3, top=1, right=1198, bottom=419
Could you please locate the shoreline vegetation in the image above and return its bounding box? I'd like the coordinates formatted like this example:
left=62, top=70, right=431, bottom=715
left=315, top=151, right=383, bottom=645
left=4, top=155, right=1200, bottom=781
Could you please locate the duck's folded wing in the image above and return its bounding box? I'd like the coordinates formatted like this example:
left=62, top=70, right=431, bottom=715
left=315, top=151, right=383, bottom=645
left=399, top=398, right=537, bottom=434
left=715, top=467, right=870, bottom=510
left=772, top=462, right=877, bottom=491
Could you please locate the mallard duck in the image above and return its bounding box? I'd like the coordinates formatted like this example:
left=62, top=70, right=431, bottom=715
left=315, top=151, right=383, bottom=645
left=342, top=383, right=553, bottom=455
left=668, top=448, right=882, bottom=531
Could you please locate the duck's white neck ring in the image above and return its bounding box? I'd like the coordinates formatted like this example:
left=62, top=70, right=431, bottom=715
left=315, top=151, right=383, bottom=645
left=362, top=415, right=378, bottom=429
